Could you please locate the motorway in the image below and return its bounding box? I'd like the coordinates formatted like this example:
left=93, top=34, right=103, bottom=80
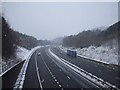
left=23, top=46, right=119, bottom=89
left=52, top=46, right=120, bottom=88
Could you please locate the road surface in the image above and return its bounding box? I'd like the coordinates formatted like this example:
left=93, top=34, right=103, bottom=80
left=51, top=46, right=120, bottom=88
left=23, top=46, right=119, bottom=89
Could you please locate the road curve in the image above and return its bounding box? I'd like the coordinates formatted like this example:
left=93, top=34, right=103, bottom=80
left=23, top=46, right=118, bottom=89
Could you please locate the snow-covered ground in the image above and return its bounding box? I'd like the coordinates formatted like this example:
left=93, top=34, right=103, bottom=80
left=14, top=46, right=42, bottom=88
left=0, top=46, right=30, bottom=75
left=48, top=48, right=118, bottom=89
left=16, top=46, right=30, bottom=61
left=59, top=45, right=118, bottom=65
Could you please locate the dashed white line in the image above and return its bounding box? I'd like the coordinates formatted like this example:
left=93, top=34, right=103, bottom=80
left=35, top=53, right=43, bottom=90
left=40, top=53, right=63, bottom=90
left=59, top=85, right=62, bottom=87
left=49, top=48, right=119, bottom=89
left=67, top=76, right=71, bottom=80
left=53, top=77, right=56, bottom=79
left=41, top=79, right=44, bottom=83
left=57, top=82, right=59, bottom=84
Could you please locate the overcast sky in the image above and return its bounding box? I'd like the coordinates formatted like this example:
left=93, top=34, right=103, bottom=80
left=2, top=2, right=118, bottom=40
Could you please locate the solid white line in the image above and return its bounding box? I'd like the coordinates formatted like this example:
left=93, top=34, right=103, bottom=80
left=40, top=53, right=53, bottom=77
left=35, top=53, right=43, bottom=90
left=48, top=48, right=103, bottom=88
left=0, top=60, right=24, bottom=77
left=49, top=48, right=119, bottom=89
left=40, top=52, right=63, bottom=89
left=14, top=46, right=42, bottom=88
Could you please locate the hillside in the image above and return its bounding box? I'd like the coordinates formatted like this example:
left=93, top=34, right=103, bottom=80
left=63, top=21, right=119, bottom=48
left=14, top=31, right=38, bottom=50
left=2, top=16, right=38, bottom=60
left=38, top=40, right=51, bottom=45
left=51, top=36, right=63, bottom=45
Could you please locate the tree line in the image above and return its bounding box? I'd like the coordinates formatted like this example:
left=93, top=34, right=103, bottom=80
left=2, top=16, right=38, bottom=60
left=63, top=21, right=119, bottom=48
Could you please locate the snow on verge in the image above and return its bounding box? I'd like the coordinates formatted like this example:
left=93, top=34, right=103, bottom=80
left=48, top=48, right=118, bottom=89
left=14, top=46, right=42, bottom=88
left=16, top=46, right=30, bottom=61
left=59, top=45, right=118, bottom=65
left=0, top=46, right=30, bottom=76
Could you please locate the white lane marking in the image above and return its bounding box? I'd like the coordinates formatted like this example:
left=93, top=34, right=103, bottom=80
left=54, top=48, right=120, bottom=90
left=67, top=76, right=71, bottom=80
left=53, top=77, right=56, bottom=79
left=47, top=49, right=85, bottom=90
left=59, top=47, right=116, bottom=71
left=40, top=53, right=63, bottom=89
left=14, top=46, right=42, bottom=88
left=42, top=79, right=44, bottom=83
left=35, top=53, right=43, bottom=90
left=41, top=55, right=63, bottom=90
left=48, top=48, right=119, bottom=89
left=59, top=85, right=62, bottom=87
left=57, top=82, right=59, bottom=84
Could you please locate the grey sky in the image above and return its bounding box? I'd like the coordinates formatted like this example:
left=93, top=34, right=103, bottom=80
left=2, top=2, right=118, bottom=40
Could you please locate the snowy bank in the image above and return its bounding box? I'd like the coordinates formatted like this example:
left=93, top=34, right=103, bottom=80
left=16, top=46, right=30, bottom=61
left=1, top=46, right=42, bottom=76
left=59, top=45, right=118, bottom=65
left=0, top=46, right=30, bottom=75
left=14, top=46, right=42, bottom=88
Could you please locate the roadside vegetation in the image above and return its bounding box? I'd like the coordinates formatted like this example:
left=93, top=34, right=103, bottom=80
left=62, top=21, right=119, bottom=65
left=63, top=21, right=119, bottom=48
left=2, top=16, right=38, bottom=61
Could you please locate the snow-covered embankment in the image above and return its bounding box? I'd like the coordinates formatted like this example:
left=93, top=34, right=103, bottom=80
left=59, top=45, right=118, bottom=65
left=16, top=46, right=30, bottom=61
